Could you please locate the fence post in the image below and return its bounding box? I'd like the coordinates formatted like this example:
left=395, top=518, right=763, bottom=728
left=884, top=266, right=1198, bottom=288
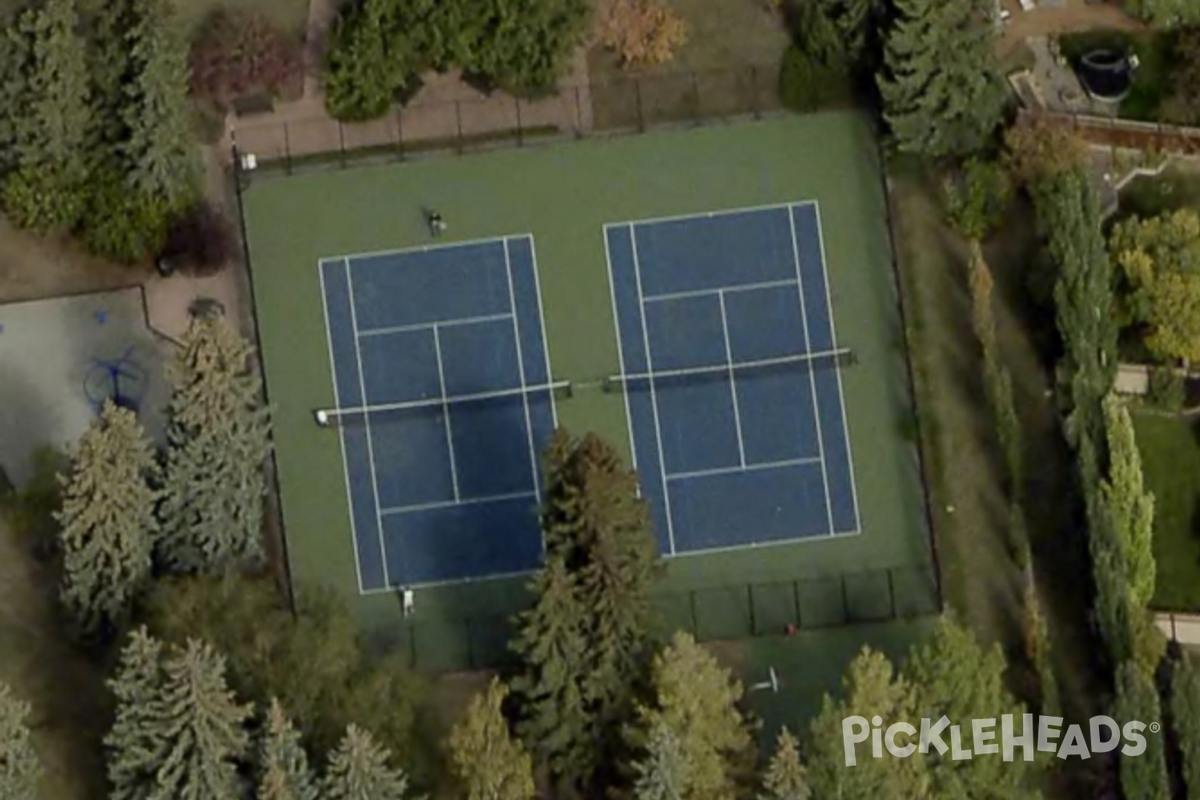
left=455, top=101, right=464, bottom=154
left=747, top=584, right=756, bottom=636
left=792, top=579, right=802, bottom=628
left=636, top=78, right=645, bottom=132
left=887, top=568, right=897, bottom=619
left=691, top=71, right=701, bottom=125
left=840, top=574, right=850, bottom=623
left=515, top=97, right=524, bottom=147
left=689, top=590, right=698, bottom=637
left=750, top=66, right=761, bottom=121
left=465, top=618, right=477, bottom=670
left=338, top=121, right=347, bottom=169
left=283, top=121, right=292, bottom=175
left=409, top=622, right=418, bottom=669
left=395, top=107, right=405, bottom=161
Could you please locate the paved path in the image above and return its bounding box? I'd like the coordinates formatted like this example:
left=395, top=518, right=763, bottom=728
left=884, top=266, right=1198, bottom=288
left=999, top=0, right=1143, bottom=56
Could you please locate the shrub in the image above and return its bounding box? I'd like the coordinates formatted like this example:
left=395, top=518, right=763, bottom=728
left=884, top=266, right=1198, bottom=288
left=163, top=202, right=237, bottom=276
left=190, top=10, right=302, bottom=110
left=1, top=165, right=85, bottom=235
left=467, top=0, right=590, bottom=95
left=1004, top=116, right=1087, bottom=187
left=323, top=0, right=417, bottom=121
left=77, top=164, right=170, bottom=264
left=595, top=0, right=688, bottom=69
left=1149, top=366, right=1185, bottom=411
left=942, top=158, right=1013, bottom=241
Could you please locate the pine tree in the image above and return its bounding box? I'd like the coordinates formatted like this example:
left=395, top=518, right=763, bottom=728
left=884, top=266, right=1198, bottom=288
left=906, top=617, right=1037, bottom=799
left=759, top=728, right=809, bottom=800
left=447, top=679, right=535, bottom=800
left=0, top=0, right=92, bottom=233
left=632, top=723, right=692, bottom=800
left=151, top=639, right=253, bottom=800
left=816, top=0, right=882, bottom=66
left=542, top=431, right=659, bottom=730
left=629, top=632, right=755, bottom=800
left=0, top=682, right=41, bottom=800
left=1172, top=655, right=1200, bottom=800
left=877, top=0, right=1007, bottom=159
left=159, top=315, right=271, bottom=572
left=323, top=725, right=411, bottom=800
left=122, top=0, right=198, bottom=210
left=257, top=699, right=319, bottom=800
left=56, top=402, right=160, bottom=634
left=88, top=0, right=138, bottom=148
left=808, top=648, right=928, bottom=799
left=510, top=554, right=593, bottom=785
left=106, top=627, right=168, bottom=800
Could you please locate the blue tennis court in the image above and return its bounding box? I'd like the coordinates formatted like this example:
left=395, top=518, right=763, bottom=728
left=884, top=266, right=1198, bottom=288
left=605, top=202, right=860, bottom=556
left=319, top=235, right=557, bottom=590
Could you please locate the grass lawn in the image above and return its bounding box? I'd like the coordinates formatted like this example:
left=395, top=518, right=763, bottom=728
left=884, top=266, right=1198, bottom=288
left=1119, top=162, right=1200, bottom=219
left=1133, top=412, right=1200, bottom=611
left=888, top=160, right=1106, bottom=728
left=241, top=112, right=935, bottom=682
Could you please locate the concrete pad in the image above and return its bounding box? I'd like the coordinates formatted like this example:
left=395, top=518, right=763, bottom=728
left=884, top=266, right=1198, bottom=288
left=0, top=287, right=172, bottom=487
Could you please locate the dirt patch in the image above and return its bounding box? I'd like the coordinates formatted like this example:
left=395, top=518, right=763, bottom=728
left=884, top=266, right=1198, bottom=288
left=0, top=217, right=141, bottom=306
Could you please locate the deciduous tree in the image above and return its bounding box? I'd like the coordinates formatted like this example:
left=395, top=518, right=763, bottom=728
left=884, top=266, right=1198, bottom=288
left=189, top=11, right=301, bottom=110
left=595, top=0, right=688, bottom=69
left=0, top=682, right=40, bottom=800
left=878, top=0, right=1007, bottom=158
left=159, top=314, right=270, bottom=572
left=1004, top=117, right=1087, bottom=186
left=56, top=402, right=160, bottom=634
left=447, top=679, right=535, bottom=800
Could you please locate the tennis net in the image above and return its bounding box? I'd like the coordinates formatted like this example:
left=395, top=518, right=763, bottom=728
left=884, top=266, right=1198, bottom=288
left=315, top=380, right=572, bottom=427
left=603, top=347, right=855, bottom=392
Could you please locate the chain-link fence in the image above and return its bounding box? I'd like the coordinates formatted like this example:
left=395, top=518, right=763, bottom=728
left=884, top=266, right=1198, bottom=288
left=393, top=563, right=940, bottom=672
left=232, top=62, right=786, bottom=177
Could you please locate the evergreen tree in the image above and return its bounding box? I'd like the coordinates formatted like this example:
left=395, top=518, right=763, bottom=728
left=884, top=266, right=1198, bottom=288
left=907, top=617, right=1038, bottom=799
left=816, top=0, right=882, bottom=67
left=1172, top=655, right=1200, bottom=800
left=447, top=679, right=535, bottom=800
left=56, top=402, right=160, bottom=634
left=151, top=639, right=253, bottom=800
left=122, top=0, right=198, bottom=211
left=1099, top=395, right=1156, bottom=611
left=628, top=632, right=755, bottom=800
left=632, top=723, right=693, bottom=800
left=468, top=0, right=589, bottom=94
left=87, top=0, right=137, bottom=148
left=808, top=648, right=928, bottom=799
left=1, top=0, right=92, bottom=233
left=542, top=431, right=659, bottom=731
left=759, top=728, right=809, bottom=800
left=1114, top=660, right=1169, bottom=800
left=323, top=725, right=411, bottom=800
left=510, top=555, right=594, bottom=787
left=1033, top=169, right=1117, bottom=451
left=877, top=0, right=1007, bottom=158
left=0, top=682, right=41, bottom=800
left=257, top=699, right=319, bottom=800
left=106, top=627, right=167, bottom=800
left=159, top=314, right=271, bottom=572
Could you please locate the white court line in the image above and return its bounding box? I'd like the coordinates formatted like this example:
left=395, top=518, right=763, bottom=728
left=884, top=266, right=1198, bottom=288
left=326, top=232, right=536, bottom=265
left=318, top=261, right=368, bottom=594
left=431, top=325, right=461, bottom=502
left=811, top=202, right=862, bottom=531
left=614, top=347, right=850, bottom=384
left=631, top=225, right=677, bottom=555
left=787, top=206, right=836, bottom=537
left=718, top=291, right=746, bottom=468
left=381, top=490, right=537, bottom=516
left=527, top=236, right=559, bottom=430
left=643, top=278, right=798, bottom=304
left=344, top=258, right=392, bottom=590
left=358, top=312, right=512, bottom=338
left=603, top=200, right=816, bottom=231
left=603, top=227, right=639, bottom=474
left=666, top=456, right=821, bottom=482
left=504, top=239, right=542, bottom=504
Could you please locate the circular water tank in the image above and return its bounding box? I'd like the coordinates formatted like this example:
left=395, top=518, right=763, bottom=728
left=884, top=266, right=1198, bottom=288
left=1077, top=49, right=1133, bottom=102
